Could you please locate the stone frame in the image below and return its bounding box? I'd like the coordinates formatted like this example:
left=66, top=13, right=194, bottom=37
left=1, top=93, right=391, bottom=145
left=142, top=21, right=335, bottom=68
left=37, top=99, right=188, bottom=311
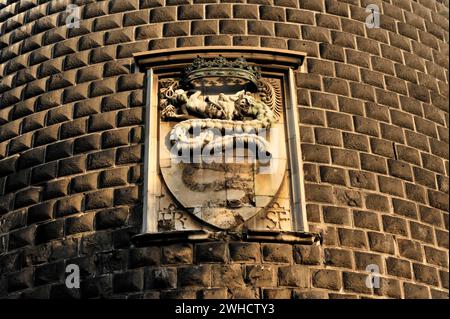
left=131, top=47, right=318, bottom=246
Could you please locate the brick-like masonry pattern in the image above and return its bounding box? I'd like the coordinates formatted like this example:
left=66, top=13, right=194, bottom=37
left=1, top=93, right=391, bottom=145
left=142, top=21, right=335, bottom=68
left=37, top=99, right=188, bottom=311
left=0, top=0, right=448, bottom=299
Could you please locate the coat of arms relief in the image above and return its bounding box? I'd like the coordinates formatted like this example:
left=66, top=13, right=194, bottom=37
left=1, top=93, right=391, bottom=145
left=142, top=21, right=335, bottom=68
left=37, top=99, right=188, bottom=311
left=154, top=56, right=294, bottom=233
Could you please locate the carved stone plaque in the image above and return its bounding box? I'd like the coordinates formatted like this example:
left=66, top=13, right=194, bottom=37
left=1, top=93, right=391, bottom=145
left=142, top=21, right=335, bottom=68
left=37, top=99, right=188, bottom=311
left=153, top=56, right=294, bottom=232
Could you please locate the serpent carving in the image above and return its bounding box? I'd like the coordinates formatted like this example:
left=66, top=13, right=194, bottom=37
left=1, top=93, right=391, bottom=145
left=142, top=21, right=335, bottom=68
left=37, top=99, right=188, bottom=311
left=159, top=57, right=282, bottom=156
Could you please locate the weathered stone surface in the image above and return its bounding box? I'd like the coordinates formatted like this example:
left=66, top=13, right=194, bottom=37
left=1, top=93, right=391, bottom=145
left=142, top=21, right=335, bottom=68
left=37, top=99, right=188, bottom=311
left=0, top=0, right=447, bottom=301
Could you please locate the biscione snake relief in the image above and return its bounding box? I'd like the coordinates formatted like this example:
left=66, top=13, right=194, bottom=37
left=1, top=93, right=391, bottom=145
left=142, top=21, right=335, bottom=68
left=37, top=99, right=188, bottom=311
left=158, top=58, right=283, bottom=157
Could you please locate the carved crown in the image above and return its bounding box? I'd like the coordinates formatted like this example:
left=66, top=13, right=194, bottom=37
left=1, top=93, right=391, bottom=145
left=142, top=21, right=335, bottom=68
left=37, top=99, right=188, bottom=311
left=182, top=56, right=261, bottom=86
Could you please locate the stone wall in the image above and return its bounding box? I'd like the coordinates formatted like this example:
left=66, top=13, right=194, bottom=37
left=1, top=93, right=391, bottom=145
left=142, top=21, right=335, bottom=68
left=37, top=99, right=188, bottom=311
left=0, top=0, right=448, bottom=299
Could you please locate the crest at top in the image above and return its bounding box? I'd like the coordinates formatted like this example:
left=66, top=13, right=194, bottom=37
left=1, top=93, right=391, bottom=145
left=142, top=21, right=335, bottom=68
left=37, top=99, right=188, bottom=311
left=182, top=56, right=262, bottom=87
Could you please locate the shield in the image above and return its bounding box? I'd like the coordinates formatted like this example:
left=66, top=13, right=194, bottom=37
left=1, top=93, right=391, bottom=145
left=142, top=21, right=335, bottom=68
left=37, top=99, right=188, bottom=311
left=159, top=121, right=287, bottom=230
left=157, top=57, right=288, bottom=230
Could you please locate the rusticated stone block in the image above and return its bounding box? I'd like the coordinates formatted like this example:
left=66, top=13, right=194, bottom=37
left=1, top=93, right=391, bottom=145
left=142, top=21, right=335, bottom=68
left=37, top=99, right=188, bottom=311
left=46, top=141, right=72, bottom=162
left=413, top=263, right=440, bottom=287
left=319, top=43, right=344, bottom=61
left=320, top=166, right=346, bottom=185
left=191, top=20, right=218, bottom=35
left=293, top=290, right=328, bottom=299
left=206, top=4, right=231, bottom=18
left=421, top=153, right=444, bottom=174
left=59, top=156, right=85, bottom=177
left=81, top=276, right=113, bottom=299
left=386, top=257, right=412, bottom=279
left=393, top=198, right=418, bottom=219
left=102, top=128, right=129, bottom=149
left=129, top=247, right=160, bottom=268
left=99, top=167, right=128, bottom=188
left=144, top=267, right=177, bottom=289
left=343, top=132, right=369, bottom=152
left=424, top=246, right=448, bottom=268
left=118, top=108, right=143, bottom=127
left=196, top=242, right=228, bottom=263
left=14, top=187, right=40, bottom=209
left=323, top=206, right=350, bottom=225
left=163, top=22, right=189, bottom=37
left=162, top=243, right=193, bottom=264
left=259, top=5, right=285, bottom=21
left=354, top=251, right=383, bottom=272
left=116, top=145, right=142, bottom=165
left=294, top=245, right=322, bottom=265
left=343, top=272, right=371, bottom=294
left=178, top=5, right=204, bottom=20
left=8, top=226, right=36, bottom=250
left=302, top=144, right=330, bottom=163
left=428, top=190, right=449, bottom=212
left=55, top=195, right=82, bottom=217
left=31, top=162, right=57, bottom=184
left=263, top=288, right=291, bottom=299
left=405, top=183, right=427, bottom=204
left=17, top=148, right=45, bottom=170
left=35, top=261, right=65, bottom=286
left=388, top=160, right=413, bottom=181
left=435, top=229, right=449, bottom=249
left=262, top=243, right=293, bottom=263
left=315, top=127, right=343, bottom=147
left=80, top=231, right=113, bottom=255
left=353, top=211, right=380, bottom=230
left=89, top=112, right=116, bottom=132
left=5, top=169, right=30, bottom=193
left=229, top=242, right=260, bottom=262
left=205, top=35, right=232, bottom=46
left=88, top=149, right=115, bottom=170
left=331, top=148, right=358, bottom=168
left=34, top=125, right=58, bottom=147
left=378, top=176, right=404, bottom=197
left=374, top=277, right=402, bottom=298
left=66, top=213, right=95, bottom=235
left=338, top=228, right=367, bottom=249
left=60, top=119, right=87, bottom=140
left=0, top=156, right=18, bottom=177
left=8, top=134, right=32, bottom=155
left=178, top=265, right=211, bottom=287
left=404, top=282, right=430, bottom=299
left=85, top=189, right=114, bottom=210
left=150, top=7, right=177, bottom=23
left=383, top=214, right=408, bottom=236
left=7, top=268, right=34, bottom=292
left=312, top=269, right=341, bottom=290
left=27, top=201, right=54, bottom=224
left=0, top=193, right=14, bottom=215
left=333, top=188, right=363, bottom=208
left=95, top=207, right=129, bottom=230
left=74, top=134, right=101, bottom=154
left=349, top=171, right=376, bottom=190
left=114, top=186, right=140, bottom=205
left=35, top=220, right=64, bottom=244
left=278, top=265, right=309, bottom=287
left=396, top=145, right=421, bottom=166
left=71, top=173, right=98, bottom=193
left=414, top=167, right=436, bottom=189
left=324, top=248, right=353, bottom=268
left=305, top=184, right=334, bottom=203
left=211, top=264, right=245, bottom=288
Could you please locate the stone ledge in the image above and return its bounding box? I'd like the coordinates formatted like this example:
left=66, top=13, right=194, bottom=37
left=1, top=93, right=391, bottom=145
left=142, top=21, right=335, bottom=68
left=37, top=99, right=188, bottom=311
left=131, top=229, right=321, bottom=247
left=133, top=46, right=307, bottom=73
